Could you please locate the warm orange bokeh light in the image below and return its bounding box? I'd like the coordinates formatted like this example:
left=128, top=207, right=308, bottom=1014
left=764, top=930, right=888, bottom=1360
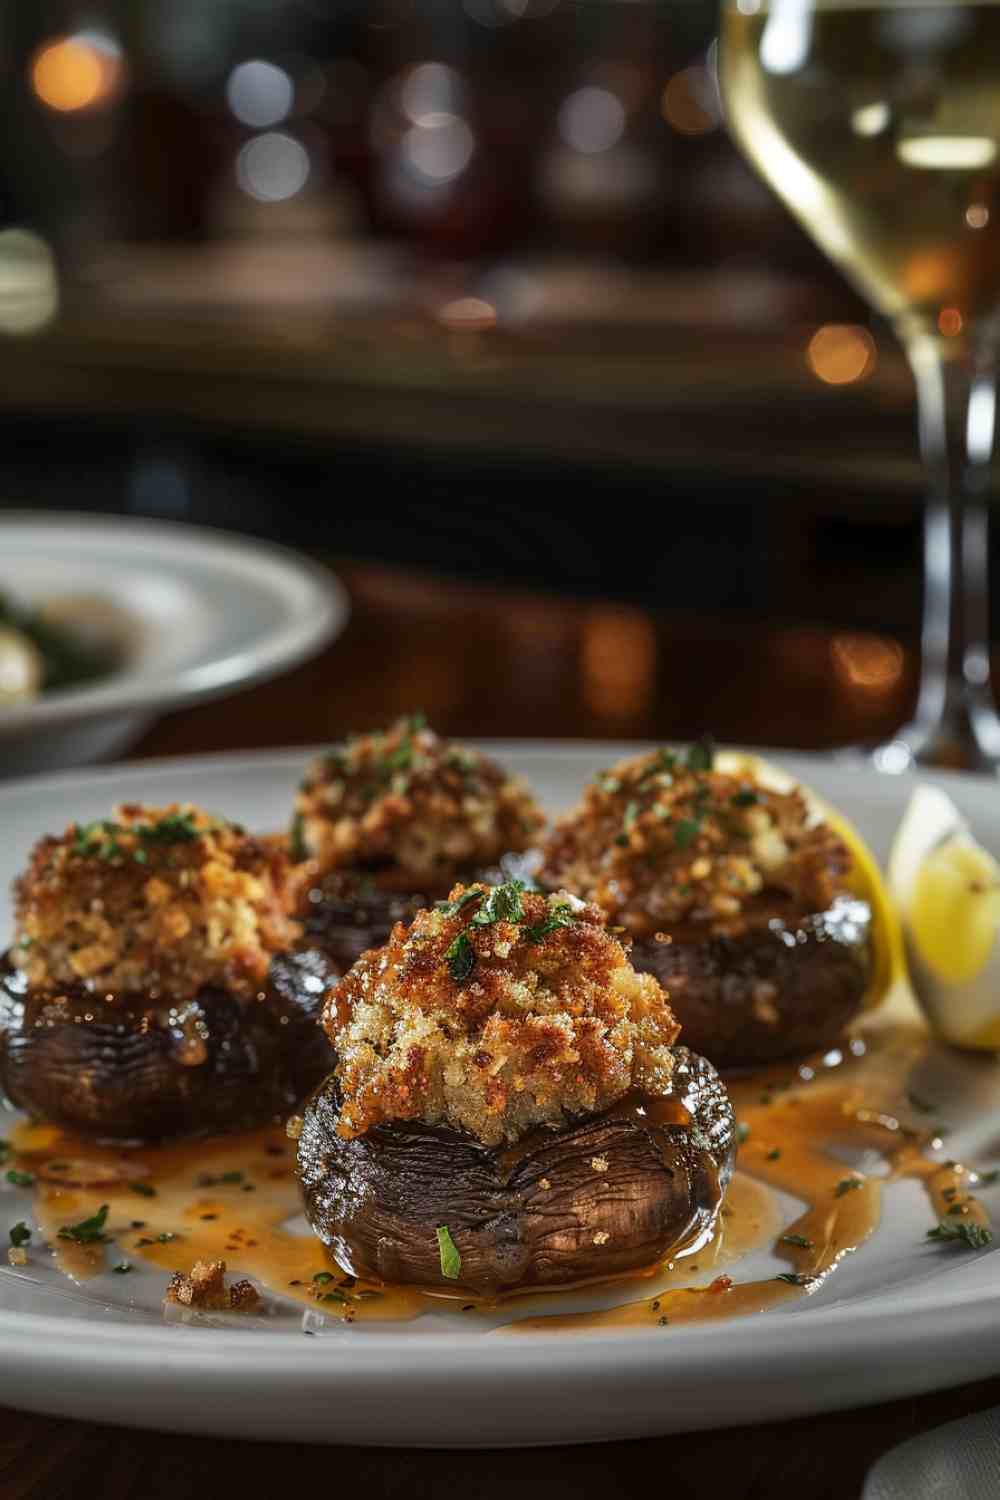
left=938, top=306, right=963, bottom=337
left=831, top=633, right=904, bottom=694
left=31, top=36, right=119, bottom=114
left=437, top=297, right=497, bottom=331
left=661, top=67, right=718, bottom=136
left=807, top=324, right=876, bottom=385
left=580, top=606, right=657, bottom=721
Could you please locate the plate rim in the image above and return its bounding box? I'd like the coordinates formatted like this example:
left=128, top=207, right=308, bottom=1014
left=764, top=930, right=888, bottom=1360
left=0, top=511, right=348, bottom=733
left=3, top=741, right=1000, bottom=1443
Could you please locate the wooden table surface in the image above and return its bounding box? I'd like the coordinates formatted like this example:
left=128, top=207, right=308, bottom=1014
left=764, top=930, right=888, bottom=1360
left=2, top=557, right=995, bottom=1499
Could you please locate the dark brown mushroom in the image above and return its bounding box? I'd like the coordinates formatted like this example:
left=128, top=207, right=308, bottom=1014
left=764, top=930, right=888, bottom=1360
left=297, top=1045, right=735, bottom=1297
left=631, top=895, right=871, bottom=1069
left=0, top=944, right=337, bottom=1144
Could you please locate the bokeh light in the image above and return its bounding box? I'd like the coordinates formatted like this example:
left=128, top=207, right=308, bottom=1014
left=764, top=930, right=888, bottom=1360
left=226, top=60, right=294, bottom=129
left=236, top=133, right=311, bottom=202
left=807, top=324, right=877, bottom=385
left=581, top=606, right=657, bottom=721
left=31, top=33, right=123, bottom=114
left=831, top=634, right=904, bottom=694
left=938, top=307, right=963, bottom=337
left=966, top=203, right=990, bottom=229
left=557, top=87, right=626, bottom=155
left=661, top=66, right=720, bottom=137
left=437, top=297, right=497, bottom=330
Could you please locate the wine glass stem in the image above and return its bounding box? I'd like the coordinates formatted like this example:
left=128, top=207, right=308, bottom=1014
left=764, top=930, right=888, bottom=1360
left=903, top=337, right=998, bottom=769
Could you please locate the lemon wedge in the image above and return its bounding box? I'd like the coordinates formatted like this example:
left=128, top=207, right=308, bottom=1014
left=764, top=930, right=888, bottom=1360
left=888, top=785, right=1000, bottom=1049
left=716, top=751, right=903, bottom=1014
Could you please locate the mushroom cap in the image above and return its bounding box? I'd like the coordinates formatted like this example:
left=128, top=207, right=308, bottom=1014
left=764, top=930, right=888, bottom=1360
left=297, top=1045, right=735, bottom=1297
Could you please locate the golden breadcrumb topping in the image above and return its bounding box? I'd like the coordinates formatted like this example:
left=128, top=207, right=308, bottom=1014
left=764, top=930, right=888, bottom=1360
left=325, top=882, right=679, bottom=1146
left=13, top=804, right=302, bottom=1001
left=540, top=744, right=851, bottom=940
left=293, top=716, right=544, bottom=884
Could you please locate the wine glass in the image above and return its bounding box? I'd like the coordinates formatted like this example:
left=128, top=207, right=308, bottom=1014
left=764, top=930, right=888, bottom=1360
left=720, top=0, right=1000, bottom=771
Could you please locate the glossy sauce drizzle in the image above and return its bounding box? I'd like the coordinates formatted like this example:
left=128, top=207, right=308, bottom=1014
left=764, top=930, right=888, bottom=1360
left=4, top=1023, right=990, bottom=1332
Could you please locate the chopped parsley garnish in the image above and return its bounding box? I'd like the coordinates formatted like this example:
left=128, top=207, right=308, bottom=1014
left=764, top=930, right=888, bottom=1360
left=130, top=1182, right=157, bottom=1198
left=5, top=1169, right=34, bottom=1189
left=686, top=736, right=715, bottom=773
left=0, top=1140, right=10, bottom=1163
left=446, top=933, right=476, bottom=983
left=290, top=812, right=308, bottom=863
left=780, top=1233, right=813, bottom=1249
left=470, top=880, right=526, bottom=928
left=525, top=903, right=577, bottom=943
left=599, top=776, right=621, bottom=795
left=58, top=1204, right=110, bottom=1244
left=621, top=800, right=640, bottom=837
left=835, top=1178, right=863, bottom=1198
left=673, top=818, right=701, bottom=850
left=435, top=889, right=482, bottom=919
left=731, top=788, right=759, bottom=808
left=9, top=1222, right=30, bottom=1248
left=978, top=1169, right=1000, bottom=1186
left=926, top=1220, right=993, bottom=1249
left=72, top=819, right=123, bottom=860
left=436, top=1224, right=462, bottom=1280
left=775, top=1272, right=813, bottom=1287
left=113, top=1262, right=132, bottom=1274
left=138, top=812, right=201, bottom=845
left=197, top=1170, right=244, bottom=1187
left=766, top=1149, right=782, bottom=1161
left=312, top=1271, right=335, bottom=1284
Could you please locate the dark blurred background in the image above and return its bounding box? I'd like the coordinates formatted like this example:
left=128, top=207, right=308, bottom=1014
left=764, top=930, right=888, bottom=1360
left=0, top=0, right=981, bottom=749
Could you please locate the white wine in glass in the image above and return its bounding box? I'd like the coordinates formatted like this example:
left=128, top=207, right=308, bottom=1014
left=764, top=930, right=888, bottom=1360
left=722, top=0, right=1000, bottom=769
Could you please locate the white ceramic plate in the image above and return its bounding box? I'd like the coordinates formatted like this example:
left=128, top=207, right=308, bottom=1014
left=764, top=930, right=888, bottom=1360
left=0, top=513, right=347, bottom=776
left=2, top=744, right=1000, bottom=1448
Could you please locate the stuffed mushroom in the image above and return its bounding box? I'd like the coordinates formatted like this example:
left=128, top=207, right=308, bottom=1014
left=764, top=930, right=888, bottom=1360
left=291, top=716, right=545, bottom=971
left=297, top=881, right=735, bottom=1297
left=539, top=743, right=873, bottom=1069
left=0, top=804, right=335, bottom=1142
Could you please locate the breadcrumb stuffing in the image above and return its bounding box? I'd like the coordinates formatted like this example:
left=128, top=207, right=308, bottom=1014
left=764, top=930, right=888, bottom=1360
left=165, top=1258, right=260, bottom=1311
left=541, top=746, right=851, bottom=940
left=13, top=804, right=302, bottom=1001
left=294, top=717, right=544, bottom=884
left=325, top=882, right=680, bottom=1146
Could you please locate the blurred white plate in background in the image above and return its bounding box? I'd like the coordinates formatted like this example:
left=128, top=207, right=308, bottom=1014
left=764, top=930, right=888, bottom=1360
left=0, top=511, right=347, bottom=775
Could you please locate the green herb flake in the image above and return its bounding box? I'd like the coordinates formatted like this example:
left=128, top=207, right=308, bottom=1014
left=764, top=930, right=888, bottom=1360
left=9, top=1222, right=31, bottom=1248
left=470, top=880, right=526, bottom=928
left=313, top=1271, right=335, bottom=1284
left=0, top=1140, right=9, bottom=1162
left=139, top=812, right=201, bottom=846
left=113, top=1262, right=132, bottom=1275
left=686, top=736, right=716, bottom=773
left=736, top=1123, right=750, bottom=1145
left=926, top=1220, right=993, bottom=1249
left=435, top=888, right=482, bottom=919
left=5, top=1169, right=34, bottom=1189
left=436, top=1224, right=462, bottom=1280
left=835, top=1178, right=863, bottom=1198
left=599, top=776, right=621, bottom=795
left=766, top=1149, right=782, bottom=1161
left=780, top=1233, right=813, bottom=1249
left=775, top=1272, right=813, bottom=1287
left=445, top=932, right=476, bottom=984
left=130, top=1181, right=157, bottom=1198
left=673, top=818, right=701, bottom=850
left=525, top=903, right=577, bottom=943
left=977, top=1169, right=1000, bottom=1186
left=290, top=812, right=309, bottom=863
left=731, top=788, right=759, bottom=808
left=58, top=1204, right=110, bottom=1245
